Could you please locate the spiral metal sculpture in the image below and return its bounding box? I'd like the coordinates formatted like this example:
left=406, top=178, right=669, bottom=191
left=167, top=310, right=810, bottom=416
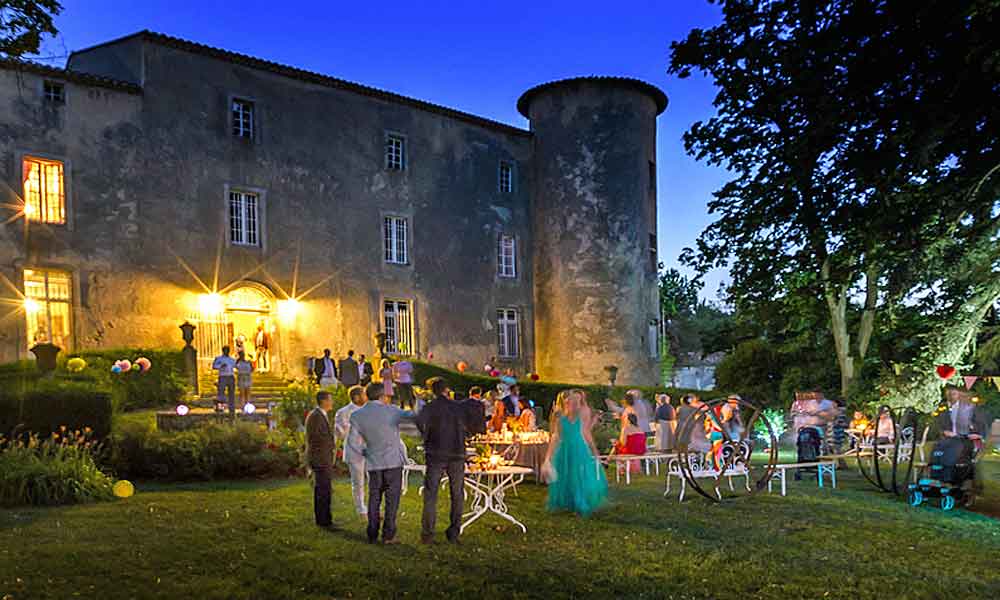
left=855, top=405, right=919, bottom=496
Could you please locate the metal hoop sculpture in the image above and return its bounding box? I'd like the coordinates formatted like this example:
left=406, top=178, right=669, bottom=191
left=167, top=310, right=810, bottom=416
left=855, top=405, right=919, bottom=495
left=672, top=398, right=779, bottom=502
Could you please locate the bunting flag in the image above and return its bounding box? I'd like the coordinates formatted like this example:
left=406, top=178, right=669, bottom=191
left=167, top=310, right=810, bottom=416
left=963, top=376, right=978, bottom=390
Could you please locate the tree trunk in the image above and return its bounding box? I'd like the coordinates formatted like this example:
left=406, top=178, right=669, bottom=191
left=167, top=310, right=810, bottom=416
left=822, top=258, right=854, bottom=398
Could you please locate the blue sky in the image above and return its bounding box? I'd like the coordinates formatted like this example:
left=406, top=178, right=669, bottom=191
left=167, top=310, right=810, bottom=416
left=38, top=0, right=730, bottom=298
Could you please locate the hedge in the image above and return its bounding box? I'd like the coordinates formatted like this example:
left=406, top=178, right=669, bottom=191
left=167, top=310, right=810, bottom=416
left=409, top=361, right=710, bottom=417
left=65, top=348, right=187, bottom=411
left=0, top=380, right=113, bottom=439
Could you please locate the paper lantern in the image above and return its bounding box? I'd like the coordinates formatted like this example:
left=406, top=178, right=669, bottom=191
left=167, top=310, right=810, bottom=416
left=118, top=359, right=132, bottom=372
left=398, top=342, right=408, bottom=352
left=456, top=361, right=468, bottom=373
left=530, top=373, right=540, bottom=381
left=936, top=364, right=957, bottom=380
left=67, top=357, right=87, bottom=372
left=490, top=369, right=500, bottom=377
left=111, top=364, right=122, bottom=374
left=427, top=352, right=434, bottom=360
left=501, top=375, right=516, bottom=385
left=136, top=357, right=152, bottom=372
left=483, top=364, right=493, bottom=373
left=175, top=404, right=190, bottom=416
left=113, top=480, right=135, bottom=498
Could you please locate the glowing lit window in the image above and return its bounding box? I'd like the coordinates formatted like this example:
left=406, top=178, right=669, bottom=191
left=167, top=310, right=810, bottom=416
left=385, top=133, right=405, bottom=171
left=384, top=300, right=413, bottom=354
left=383, top=216, right=408, bottom=264
left=497, top=235, right=516, bottom=278
left=497, top=308, right=519, bottom=358
left=229, top=190, right=259, bottom=246
left=23, top=268, right=72, bottom=350
left=499, top=161, right=513, bottom=193
left=232, top=98, right=255, bottom=139
left=22, top=157, right=65, bottom=224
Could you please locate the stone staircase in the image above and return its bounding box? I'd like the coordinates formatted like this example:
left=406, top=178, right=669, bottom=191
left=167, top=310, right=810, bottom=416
left=194, top=370, right=290, bottom=406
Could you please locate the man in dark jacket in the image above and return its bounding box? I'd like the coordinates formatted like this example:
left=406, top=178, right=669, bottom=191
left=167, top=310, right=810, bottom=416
left=359, top=354, right=375, bottom=386
left=313, top=348, right=338, bottom=386
left=339, top=349, right=360, bottom=387
left=305, top=391, right=337, bottom=529
left=416, top=377, right=483, bottom=544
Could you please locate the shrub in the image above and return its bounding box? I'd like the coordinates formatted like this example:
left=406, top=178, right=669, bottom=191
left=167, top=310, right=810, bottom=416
left=108, top=421, right=299, bottom=481
left=273, top=379, right=348, bottom=431
left=66, top=349, right=187, bottom=411
left=0, top=380, right=114, bottom=439
left=0, top=429, right=115, bottom=507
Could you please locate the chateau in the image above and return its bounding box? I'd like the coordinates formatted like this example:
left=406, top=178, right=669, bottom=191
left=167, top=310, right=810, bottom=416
left=0, top=31, right=666, bottom=385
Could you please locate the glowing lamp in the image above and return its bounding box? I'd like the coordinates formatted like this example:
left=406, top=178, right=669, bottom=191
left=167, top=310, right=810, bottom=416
left=198, top=293, right=224, bottom=314
left=23, top=203, right=36, bottom=217
left=277, top=298, right=300, bottom=321
left=489, top=454, right=501, bottom=468
left=113, top=480, right=135, bottom=498
left=23, top=298, right=40, bottom=313
left=243, top=403, right=257, bottom=415
left=175, top=404, right=190, bottom=416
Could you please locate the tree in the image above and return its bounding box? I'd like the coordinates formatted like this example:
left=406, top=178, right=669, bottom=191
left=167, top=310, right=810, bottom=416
left=658, top=267, right=700, bottom=320
left=670, top=0, right=1000, bottom=399
left=0, top=0, right=62, bottom=59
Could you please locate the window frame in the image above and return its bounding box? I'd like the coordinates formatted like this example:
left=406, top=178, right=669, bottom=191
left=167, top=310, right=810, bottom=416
left=230, top=96, right=257, bottom=141
left=498, top=160, right=514, bottom=193
left=497, top=234, right=517, bottom=278
left=384, top=131, right=407, bottom=171
left=20, top=153, right=68, bottom=226
left=383, top=215, right=409, bottom=265
left=383, top=299, right=414, bottom=355
left=42, top=80, right=65, bottom=105
left=224, top=184, right=266, bottom=250
left=23, top=267, right=73, bottom=351
left=496, top=307, right=520, bottom=358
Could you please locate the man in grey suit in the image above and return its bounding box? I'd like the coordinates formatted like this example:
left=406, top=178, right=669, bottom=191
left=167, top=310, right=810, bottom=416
left=348, top=382, right=415, bottom=544
left=339, top=349, right=360, bottom=387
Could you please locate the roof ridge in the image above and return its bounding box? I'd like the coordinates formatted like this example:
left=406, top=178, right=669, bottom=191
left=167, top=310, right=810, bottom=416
left=128, top=30, right=531, bottom=137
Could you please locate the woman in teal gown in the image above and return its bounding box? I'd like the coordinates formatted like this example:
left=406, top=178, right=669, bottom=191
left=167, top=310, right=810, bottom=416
left=545, top=390, right=608, bottom=517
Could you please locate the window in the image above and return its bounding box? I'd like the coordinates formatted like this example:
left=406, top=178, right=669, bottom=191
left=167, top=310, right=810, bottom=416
left=22, top=156, right=65, bottom=224
left=384, top=300, right=413, bottom=355
left=43, top=81, right=65, bottom=104
left=649, top=233, right=658, bottom=271
left=648, top=324, right=659, bottom=358
left=385, top=133, right=406, bottom=171
left=383, top=216, right=408, bottom=264
left=497, top=235, right=516, bottom=278
left=23, top=269, right=72, bottom=350
left=499, top=161, right=513, bottom=193
left=229, top=190, right=260, bottom=246
left=497, top=308, right=520, bottom=358
left=231, top=98, right=255, bottom=139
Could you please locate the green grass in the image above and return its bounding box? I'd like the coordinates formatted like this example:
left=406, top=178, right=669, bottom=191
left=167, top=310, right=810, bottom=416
left=2, top=462, right=1000, bottom=599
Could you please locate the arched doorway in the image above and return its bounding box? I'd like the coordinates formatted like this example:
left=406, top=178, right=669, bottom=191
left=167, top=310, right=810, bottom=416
left=192, top=282, right=279, bottom=373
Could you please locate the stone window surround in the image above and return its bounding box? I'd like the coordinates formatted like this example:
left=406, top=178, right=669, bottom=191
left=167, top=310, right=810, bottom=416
left=223, top=183, right=267, bottom=251
left=498, top=160, right=515, bottom=193
left=15, top=149, right=73, bottom=231
left=380, top=209, right=412, bottom=268
left=496, top=306, right=520, bottom=358
left=379, top=295, right=418, bottom=356
left=41, top=79, right=66, bottom=105
left=15, top=262, right=79, bottom=354
left=384, top=130, right=407, bottom=171
left=496, top=232, right=517, bottom=279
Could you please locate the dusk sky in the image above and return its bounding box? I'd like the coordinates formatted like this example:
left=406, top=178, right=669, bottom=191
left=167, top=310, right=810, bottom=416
left=38, top=0, right=730, bottom=299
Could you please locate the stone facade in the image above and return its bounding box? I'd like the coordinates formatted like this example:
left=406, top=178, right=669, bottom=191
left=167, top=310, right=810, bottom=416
left=0, top=31, right=666, bottom=385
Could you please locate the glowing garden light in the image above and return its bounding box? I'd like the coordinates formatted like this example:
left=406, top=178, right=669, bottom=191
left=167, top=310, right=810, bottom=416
left=175, top=404, right=190, bottom=416
left=243, top=403, right=257, bottom=415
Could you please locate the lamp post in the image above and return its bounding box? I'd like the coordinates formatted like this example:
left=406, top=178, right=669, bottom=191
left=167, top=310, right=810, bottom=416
left=30, top=342, right=60, bottom=376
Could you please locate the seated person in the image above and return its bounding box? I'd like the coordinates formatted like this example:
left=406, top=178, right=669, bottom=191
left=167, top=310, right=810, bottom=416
left=517, top=398, right=537, bottom=432
left=613, top=414, right=646, bottom=474
left=488, top=399, right=507, bottom=433
left=936, top=386, right=990, bottom=447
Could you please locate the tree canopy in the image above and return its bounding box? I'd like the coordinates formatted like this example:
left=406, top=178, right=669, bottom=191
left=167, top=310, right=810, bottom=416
left=0, top=0, right=62, bottom=59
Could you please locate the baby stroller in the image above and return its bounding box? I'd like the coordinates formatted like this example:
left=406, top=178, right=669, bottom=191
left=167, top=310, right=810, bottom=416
left=907, top=436, right=979, bottom=511
left=794, top=426, right=823, bottom=480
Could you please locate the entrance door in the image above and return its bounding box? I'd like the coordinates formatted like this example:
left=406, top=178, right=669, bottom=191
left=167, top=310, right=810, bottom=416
left=192, top=284, right=278, bottom=373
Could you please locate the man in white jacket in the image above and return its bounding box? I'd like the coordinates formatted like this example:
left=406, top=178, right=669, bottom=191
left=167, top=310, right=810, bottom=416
left=335, top=385, right=368, bottom=520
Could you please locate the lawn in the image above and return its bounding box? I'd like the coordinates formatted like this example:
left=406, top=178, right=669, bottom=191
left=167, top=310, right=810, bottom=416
left=2, top=459, right=999, bottom=600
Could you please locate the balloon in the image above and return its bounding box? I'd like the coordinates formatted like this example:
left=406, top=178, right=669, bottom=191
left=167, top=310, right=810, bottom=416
left=111, top=365, right=122, bottom=374
left=67, top=357, right=87, bottom=372
left=113, top=480, right=135, bottom=498
left=456, top=361, right=468, bottom=373
left=936, top=364, right=957, bottom=380
left=398, top=342, right=408, bottom=352
left=132, top=363, right=141, bottom=371
left=530, top=373, right=540, bottom=381
left=490, top=369, right=500, bottom=377
left=501, top=375, right=517, bottom=385
left=118, top=359, right=132, bottom=372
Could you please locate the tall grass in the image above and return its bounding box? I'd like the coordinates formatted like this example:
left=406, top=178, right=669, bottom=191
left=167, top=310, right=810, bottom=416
left=0, top=428, right=115, bottom=506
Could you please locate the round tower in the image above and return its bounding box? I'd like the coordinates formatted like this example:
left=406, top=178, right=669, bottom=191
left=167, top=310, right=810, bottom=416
left=518, top=77, right=667, bottom=386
